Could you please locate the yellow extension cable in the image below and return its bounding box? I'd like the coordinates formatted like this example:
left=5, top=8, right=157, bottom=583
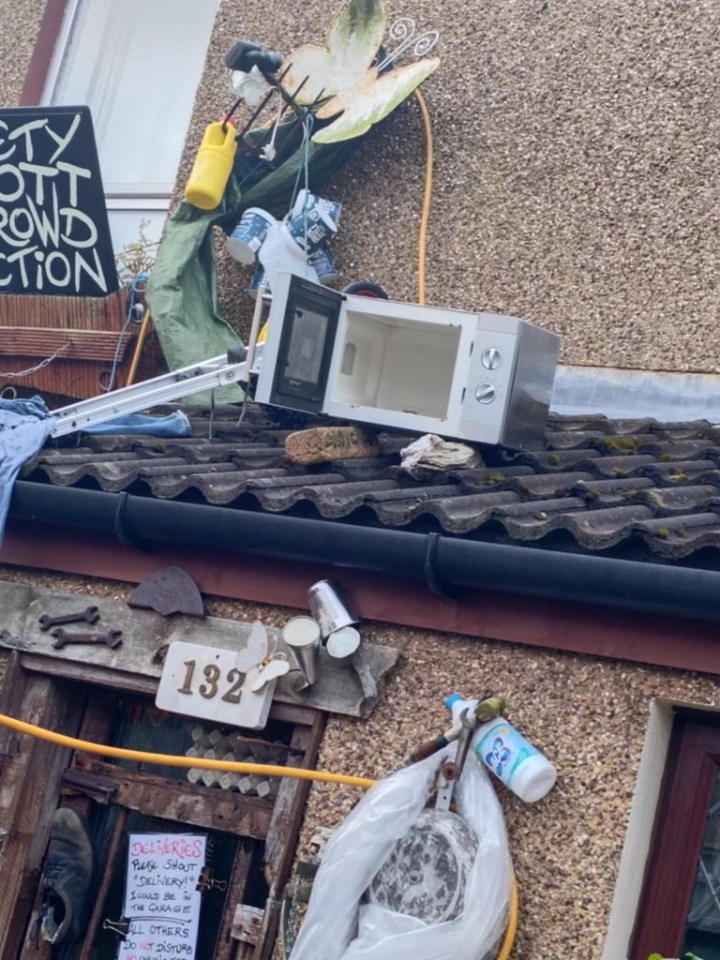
left=0, top=710, right=374, bottom=788
left=413, top=88, right=434, bottom=307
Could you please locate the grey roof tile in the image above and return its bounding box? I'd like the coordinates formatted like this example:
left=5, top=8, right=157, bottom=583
left=636, top=513, right=720, bottom=558
left=364, top=484, right=465, bottom=526
left=24, top=404, right=720, bottom=562
left=307, top=479, right=401, bottom=518
left=639, top=459, right=719, bottom=483
left=561, top=504, right=656, bottom=549
left=585, top=454, right=658, bottom=478
left=634, top=484, right=720, bottom=516
left=416, top=490, right=522, bottom=534
left=513, top=471, right=595, bottom=498
left=572, top=476, right=655, bottom=507
left=148, top=467, right=291, bottom=503
left=492, top=496, right=587, bottom=539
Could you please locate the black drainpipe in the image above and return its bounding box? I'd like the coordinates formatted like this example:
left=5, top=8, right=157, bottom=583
left=10, top=481, right=720, bottom=624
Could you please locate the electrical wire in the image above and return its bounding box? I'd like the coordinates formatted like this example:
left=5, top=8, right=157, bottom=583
left=393, top=90, right=521, bottom=960
left=105, top=274, right=148, bottom=393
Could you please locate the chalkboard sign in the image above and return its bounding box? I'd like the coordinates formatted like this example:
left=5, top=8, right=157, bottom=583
left=0, top=105, right=119, bottom=296
left=118, top=833, right=207, bottom=960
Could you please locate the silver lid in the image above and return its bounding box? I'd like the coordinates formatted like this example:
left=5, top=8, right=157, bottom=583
left=326, top=626, right=360, bottom=661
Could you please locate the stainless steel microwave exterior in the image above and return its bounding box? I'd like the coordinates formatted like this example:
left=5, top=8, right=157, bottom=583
left=256, top=273, right=560, bottom=450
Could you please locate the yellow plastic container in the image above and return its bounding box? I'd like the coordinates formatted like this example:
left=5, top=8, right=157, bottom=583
left=184, top=122, right=238, bottom=211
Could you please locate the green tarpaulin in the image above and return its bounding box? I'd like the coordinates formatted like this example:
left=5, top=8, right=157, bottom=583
left=146, top=124, right=360, bottom=402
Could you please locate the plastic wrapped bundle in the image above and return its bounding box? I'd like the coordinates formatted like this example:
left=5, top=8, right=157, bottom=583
left=288, top=743, right=512, bottom=960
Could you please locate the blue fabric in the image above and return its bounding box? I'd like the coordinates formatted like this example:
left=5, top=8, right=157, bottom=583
left=82, top=410, right=192, bottom=437
left=0, top=398, right=192, bottom=545
left=0, top=395, right=56, bottom=543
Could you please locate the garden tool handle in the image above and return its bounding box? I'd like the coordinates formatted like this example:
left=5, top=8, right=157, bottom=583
left=407, top=724, right=461, bottom=765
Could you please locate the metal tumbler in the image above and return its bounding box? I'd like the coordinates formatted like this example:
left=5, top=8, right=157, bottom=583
left=307, top=580, right=358, bottom=639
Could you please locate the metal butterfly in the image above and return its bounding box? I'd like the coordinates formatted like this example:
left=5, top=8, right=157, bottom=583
left=236, top=621, right=290, bottom=693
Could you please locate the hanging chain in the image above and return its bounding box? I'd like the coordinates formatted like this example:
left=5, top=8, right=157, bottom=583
left=0, top=341, right=71, bottom=379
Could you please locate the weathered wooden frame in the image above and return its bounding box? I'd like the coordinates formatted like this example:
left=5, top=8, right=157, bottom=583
left=0, top=649, right=326, bottom=960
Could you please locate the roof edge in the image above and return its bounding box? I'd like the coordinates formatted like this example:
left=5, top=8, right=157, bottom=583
left=9, top=481, right=720, bottom=625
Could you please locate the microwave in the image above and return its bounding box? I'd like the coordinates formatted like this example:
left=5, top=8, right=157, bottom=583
left=254, top=273, right=560, bottom=450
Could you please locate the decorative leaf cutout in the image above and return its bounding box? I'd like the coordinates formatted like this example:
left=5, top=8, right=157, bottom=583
left=282, top=0, right=440, bottom=143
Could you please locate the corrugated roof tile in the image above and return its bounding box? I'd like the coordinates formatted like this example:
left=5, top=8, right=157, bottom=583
left=23, top=404, right=720, bottom=562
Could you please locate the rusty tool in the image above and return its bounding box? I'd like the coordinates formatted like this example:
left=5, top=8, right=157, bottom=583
left=38, top=606, right=100, bottom=632
left=434, top=706, right=478, bottom=812
left=51, top=628, right=123, bottom=650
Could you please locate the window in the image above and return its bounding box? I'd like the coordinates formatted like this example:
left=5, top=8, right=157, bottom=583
left=603, top=702, right=720, bottom=959
left=630, top=713, right=720, bottom=959
left=34, top=0, right=220, bottom=252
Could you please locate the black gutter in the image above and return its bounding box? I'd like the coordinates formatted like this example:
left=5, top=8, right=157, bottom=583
left=10, top=481, right=720, bottom=624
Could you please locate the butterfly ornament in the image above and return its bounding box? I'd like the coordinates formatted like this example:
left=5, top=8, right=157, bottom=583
left=281, top=0, right=440, bottom=144
left=236, top=621, right=290, bottom=693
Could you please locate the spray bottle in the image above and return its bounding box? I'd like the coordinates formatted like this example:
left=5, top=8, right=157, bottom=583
left=445, top=694, right=557, bottom=803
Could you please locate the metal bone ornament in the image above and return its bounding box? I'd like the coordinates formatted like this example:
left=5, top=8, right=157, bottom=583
left=236, top=621, right=290, bottom=692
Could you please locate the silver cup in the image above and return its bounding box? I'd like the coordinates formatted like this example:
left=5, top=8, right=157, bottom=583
left=307, top=580, right=358, bottom=639
left=282, top=616, right=321, bottom=688
left=326, top=626, right=361, bottom=665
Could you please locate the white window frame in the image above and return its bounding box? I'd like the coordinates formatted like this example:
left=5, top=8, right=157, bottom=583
left=39, top=0, right=221, bottom=252
left=602, top=697, right=720, bottom=959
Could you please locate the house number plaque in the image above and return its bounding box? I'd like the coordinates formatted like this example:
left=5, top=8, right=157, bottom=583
left=155, top=641, right=276, bottom=730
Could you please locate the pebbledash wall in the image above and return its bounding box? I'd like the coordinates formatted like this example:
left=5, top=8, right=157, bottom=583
left=1, top=1, right=720, bottom=958
left=1, top=567, right=719, bottom=959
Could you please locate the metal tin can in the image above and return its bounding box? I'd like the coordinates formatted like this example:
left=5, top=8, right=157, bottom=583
left=307, top=580, right=358, bottom=639
left=282, top=616, right=321, bottom=686
left=326, top=625, right=360, bottom=664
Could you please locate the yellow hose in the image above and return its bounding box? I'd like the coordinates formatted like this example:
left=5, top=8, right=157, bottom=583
left=413, top=88, right=434, bottom=306
left=0, top=712, right=375, bottom=788
left=409, top=90, right=519, bottom=960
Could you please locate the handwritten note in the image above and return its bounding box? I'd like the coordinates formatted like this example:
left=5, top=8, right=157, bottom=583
left=0, top=106, right=118, bottom=296
left=118, top=833, right=207, bottom=960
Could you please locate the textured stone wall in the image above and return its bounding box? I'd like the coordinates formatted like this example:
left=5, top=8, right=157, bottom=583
left=0, top=0, right=45, bottom=104
left=3, top=0, right=716, bottom=372
left=193, top=0, right=720, bottom=373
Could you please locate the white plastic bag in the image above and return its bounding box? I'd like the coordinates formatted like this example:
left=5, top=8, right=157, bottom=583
left=288, top=744, right=512, bottom=960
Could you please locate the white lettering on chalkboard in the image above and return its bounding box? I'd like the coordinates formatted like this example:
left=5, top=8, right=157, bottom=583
left=0, top=111, right=112, bottom=295
left=118, top=833, right=207, bottom=960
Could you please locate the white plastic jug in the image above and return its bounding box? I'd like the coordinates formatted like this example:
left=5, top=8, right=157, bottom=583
left=445, top=694, right=557, bottom=803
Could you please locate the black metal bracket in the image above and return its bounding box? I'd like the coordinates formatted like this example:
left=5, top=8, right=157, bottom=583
left=423, top=532, right=461, bottom=600
left=113, top=492, right=146, bottom=552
